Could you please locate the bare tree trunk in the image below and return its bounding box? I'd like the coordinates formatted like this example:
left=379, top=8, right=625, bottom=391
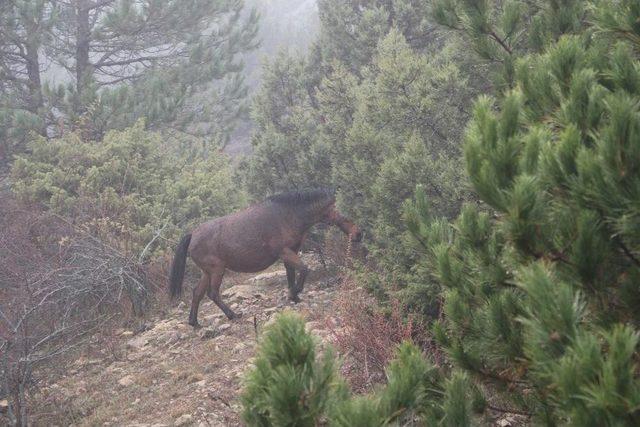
left=25, top=48, right=42, bottom=113
left=24, top=41, right=46, bottom=137
left=75, top=0, right=91, bottom=115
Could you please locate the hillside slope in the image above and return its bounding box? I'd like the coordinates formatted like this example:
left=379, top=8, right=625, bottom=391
left=35, top=255, right=341, bottom=426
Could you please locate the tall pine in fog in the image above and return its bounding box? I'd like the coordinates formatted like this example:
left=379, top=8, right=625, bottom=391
left=243, top=51, right=329, bottom=196
left=405, top=0, right=640, bottom=423
left=0, top=0, right=258, bottom=158
left=317, top=0, right=433, bottom=73
left=0, top=0, right=56, bottom=156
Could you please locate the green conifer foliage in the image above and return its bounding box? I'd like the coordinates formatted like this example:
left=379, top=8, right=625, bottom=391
left=241, top=312, right=347, bottom=426
left=242, top=51, right=329, bottom=196
left=0, top=0, right=258, bottom=156
left=242, top=312, right=485, bottom=426
left=10, top=120, right=245, bottom=254
left=317, top=0, right=433, bottom=73
left=431, top=0, right=587, bottom=88
left=405, top=3, right=640, bottom=423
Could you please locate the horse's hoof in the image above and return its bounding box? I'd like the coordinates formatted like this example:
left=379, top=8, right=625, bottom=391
left=289, top=295, right=301, bottom=304
left=226, top=311, right=240, bottom=320
left=188, top=319, right=201, bottom=329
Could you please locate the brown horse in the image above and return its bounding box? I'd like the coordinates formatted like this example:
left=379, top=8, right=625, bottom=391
left=169, top=189, right=362, bottom=327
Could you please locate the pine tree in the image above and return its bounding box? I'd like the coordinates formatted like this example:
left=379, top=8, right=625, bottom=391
left=0, top=0, right=258, bottom=155
left=51, top=0, right=258, bottom=139
left=242, top=4, right=476, bottom=312
left=405, top=1, right=640, bottom=423
left=242, top=312, right=485, bottom=426
left=0, top=0, right=56, bottom=158
left=317, top=0, right=434, bottom=74
left=323, top=30, right=471, bottom=311
left=431, top=0, right=586, bottom=88
left=241, top=311, right=348, bottom=426
left=241, top=50, right=330, bottom=197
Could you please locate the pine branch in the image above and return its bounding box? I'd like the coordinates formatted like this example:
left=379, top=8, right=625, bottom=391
left=477, top=366, right=528, bottom=386
left=94, top=53, right=174, bottom=68
left=489, top=31, right=513, bottom=55
left=616, top=238, right=640, bottom=269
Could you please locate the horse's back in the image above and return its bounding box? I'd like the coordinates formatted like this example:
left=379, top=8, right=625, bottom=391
left=189, top=204, right=286, bottom=273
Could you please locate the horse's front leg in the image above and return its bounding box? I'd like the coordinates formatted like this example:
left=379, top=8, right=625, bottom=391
left=281, top=248, right=308, bottom=303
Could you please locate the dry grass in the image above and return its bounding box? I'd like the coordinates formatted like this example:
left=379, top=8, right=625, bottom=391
left=325, top=277, right=429, bottom=392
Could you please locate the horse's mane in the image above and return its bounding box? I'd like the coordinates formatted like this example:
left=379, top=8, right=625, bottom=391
left=266, top=188, right=335, bottom=207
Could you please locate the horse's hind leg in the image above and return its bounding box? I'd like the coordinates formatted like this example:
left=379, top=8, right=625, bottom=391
left=189, top=272, right=209, bottom=328
left=207, top=267, right=237, bottom=320
left=281, top=248, right=309, bottom=303
left=284, top=264, right=297, bottom=302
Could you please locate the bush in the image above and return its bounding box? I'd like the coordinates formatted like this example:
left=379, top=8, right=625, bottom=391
left=405, top=4, right=640, bottom=422
left=0, top=197, right=149, bottom=426
left=327, top=278, right=426, bottom=391
left=241, top=312, right=483, bottom=426
left=241, top=312, right=347, bottom=427
left=11, top=120, right=246, bottom=255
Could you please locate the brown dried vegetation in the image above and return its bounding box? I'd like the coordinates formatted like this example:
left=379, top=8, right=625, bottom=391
left=0, top=196, right=155, bottom=426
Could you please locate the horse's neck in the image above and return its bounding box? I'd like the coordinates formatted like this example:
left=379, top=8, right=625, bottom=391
left=286, top=205, right=324, bottom=230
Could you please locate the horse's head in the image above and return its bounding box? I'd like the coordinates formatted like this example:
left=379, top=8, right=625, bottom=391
left=323, top=202, right=363, bottom=243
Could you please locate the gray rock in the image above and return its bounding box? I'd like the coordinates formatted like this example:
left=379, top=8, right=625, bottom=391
left=174, top=414, right=193, bottom=426
left=118, top=375, right=135, bottom=387
left=223, top=284, right=266, bottom=300
left=164, top=331, right=183, bottom=345
left=497, top=417, right=516, bottom=427
left=247, top=270, right=288, bottom=287
left=126, top=335, right=149, bottom=350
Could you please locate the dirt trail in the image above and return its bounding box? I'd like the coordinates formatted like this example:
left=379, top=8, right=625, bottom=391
left=37, top=254, right=343, bottom=427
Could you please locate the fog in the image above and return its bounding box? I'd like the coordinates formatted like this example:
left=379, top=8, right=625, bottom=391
left=35, top=1, right=319, bottom=155
left=226, top=0, right=319, bottom=155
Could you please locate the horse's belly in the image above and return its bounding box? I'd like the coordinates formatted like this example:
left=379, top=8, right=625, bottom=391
left=225, top=250, right=279, bottom=273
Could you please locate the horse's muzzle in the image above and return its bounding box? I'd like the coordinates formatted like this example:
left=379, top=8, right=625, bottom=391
left=351, top=230, right=363, bottom=243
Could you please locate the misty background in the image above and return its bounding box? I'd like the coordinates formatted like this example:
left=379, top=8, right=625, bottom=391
left=37, top=0, right=320, bottom=156
left=228, top=0, right=319, bottom=154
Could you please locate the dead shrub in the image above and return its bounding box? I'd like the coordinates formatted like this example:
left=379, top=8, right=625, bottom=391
left=0, top=196, right=152, bottom=426
left=325, top=277, right=429, bottom=392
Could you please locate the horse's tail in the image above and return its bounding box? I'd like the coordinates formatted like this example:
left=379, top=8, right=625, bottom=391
left=169, top=233, right=192, bottom=299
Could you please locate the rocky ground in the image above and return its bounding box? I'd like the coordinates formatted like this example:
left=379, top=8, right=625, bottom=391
left=34, top=254, right=344, bottom=427
left=25, top=252, right=527, bottom=427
